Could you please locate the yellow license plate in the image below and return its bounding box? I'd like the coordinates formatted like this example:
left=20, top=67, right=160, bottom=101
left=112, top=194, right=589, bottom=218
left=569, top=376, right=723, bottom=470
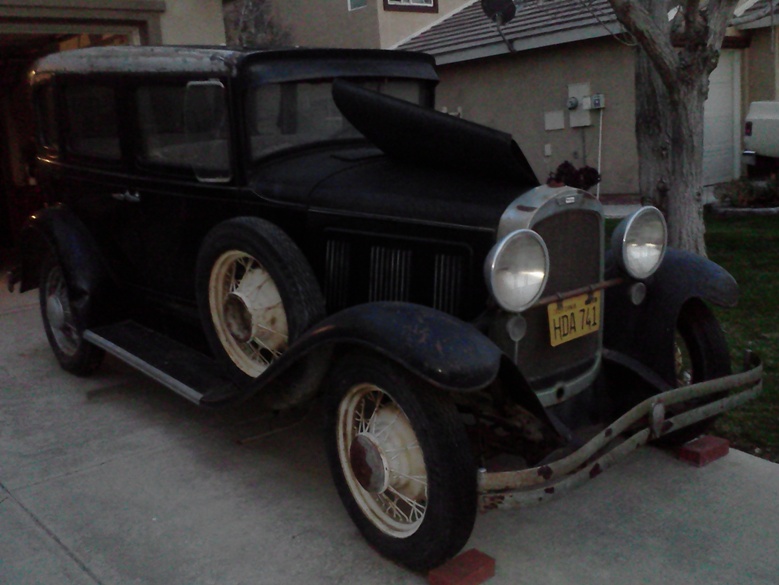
left=547, top=290, right=601, bottom=347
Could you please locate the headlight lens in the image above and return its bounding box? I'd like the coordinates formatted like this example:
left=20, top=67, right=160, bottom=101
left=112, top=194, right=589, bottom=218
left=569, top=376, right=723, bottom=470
left=612, top=206, right=667, bottom=279
left=485, top=229, right=549, bottom=312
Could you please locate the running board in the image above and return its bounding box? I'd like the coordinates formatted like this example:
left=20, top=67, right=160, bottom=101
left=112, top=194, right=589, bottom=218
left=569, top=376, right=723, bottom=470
left=85, top=321, right=241, bottom=405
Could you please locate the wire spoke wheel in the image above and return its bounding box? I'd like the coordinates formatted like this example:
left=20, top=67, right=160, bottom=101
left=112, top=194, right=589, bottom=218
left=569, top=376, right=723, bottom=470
left=43, top=264, right=80, bottom=357
left=209, top=250, right=289, bottom=377
left=196, top=217, right=325, bottom=382
left=656, top=300, right=731, bottom=446
left=337, top=383, right=428, bottom=537
left=38, top=254, right=104, bottom=376
left=324, top=354, right=477, bottom=571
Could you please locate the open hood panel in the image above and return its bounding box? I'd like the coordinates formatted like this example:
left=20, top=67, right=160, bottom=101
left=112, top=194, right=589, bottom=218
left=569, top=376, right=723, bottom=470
left=333, top=79, right=539, bottom=189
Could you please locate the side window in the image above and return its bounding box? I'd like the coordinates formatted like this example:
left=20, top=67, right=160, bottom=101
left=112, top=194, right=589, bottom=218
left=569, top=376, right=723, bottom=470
left=136, top=81, right=231, bottom=182
left=35, top=84, right=59, bottom=152
left=64, top=85, right=120, bottom=159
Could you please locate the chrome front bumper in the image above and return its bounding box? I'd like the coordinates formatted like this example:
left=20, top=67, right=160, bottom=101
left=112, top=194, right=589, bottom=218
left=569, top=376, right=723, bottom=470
left=478, top=352, right=763, bottom=511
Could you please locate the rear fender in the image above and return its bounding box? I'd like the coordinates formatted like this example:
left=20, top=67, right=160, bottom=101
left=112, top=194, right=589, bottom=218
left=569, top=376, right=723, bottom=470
left=604, top=247, right=738, bottom=384
left=17, top=205, right=115, bottom=327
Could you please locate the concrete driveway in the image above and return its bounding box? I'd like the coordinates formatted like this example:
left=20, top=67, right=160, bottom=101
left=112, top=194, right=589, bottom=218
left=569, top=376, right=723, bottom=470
left=1, top=275, right=778, bottom=585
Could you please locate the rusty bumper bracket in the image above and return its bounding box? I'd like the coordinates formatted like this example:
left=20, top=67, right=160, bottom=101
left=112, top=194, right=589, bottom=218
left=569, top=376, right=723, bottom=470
left=478, top=352, right=763, bottom=511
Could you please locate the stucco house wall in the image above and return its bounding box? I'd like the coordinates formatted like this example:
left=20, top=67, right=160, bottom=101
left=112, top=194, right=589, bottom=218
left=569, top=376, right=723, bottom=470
left=378, top=0, right=470, bottom=48
left=269, top=0, right=470, bottom=49
left=743, top=26, right=779, bottom=103
left=435, top=37, right=639, bottom=194
left=271, top=0, right=381, bottom=49
left=159, top=0, right=225, bottom=44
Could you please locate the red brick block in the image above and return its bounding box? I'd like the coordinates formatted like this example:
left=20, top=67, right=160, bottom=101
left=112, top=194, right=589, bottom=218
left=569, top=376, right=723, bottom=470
left=428, top=549, right=496, bottom=585
left=678, top=435, right=730, bottom=467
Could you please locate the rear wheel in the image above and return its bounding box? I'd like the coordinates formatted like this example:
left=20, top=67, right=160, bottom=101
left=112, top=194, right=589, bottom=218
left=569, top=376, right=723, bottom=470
left=39, top=254, right=104, bottom=376
left=323, top=355, right=477, bottom=571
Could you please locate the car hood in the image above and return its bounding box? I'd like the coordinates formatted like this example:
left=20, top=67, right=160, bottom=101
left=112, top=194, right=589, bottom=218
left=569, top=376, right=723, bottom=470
left=250, top=83, right=540, bottom=230
left=251, top=145, right=531, bottom=230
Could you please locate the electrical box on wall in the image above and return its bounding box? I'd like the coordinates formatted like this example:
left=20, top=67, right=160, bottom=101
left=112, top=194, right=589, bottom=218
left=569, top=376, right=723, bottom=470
left=568, top=82, right=591, bottom=127
left=591, top=93, right=605, bottom=109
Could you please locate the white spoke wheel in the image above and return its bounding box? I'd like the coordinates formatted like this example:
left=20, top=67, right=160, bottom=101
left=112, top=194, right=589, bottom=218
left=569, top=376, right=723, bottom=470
left=208, top=250, right=289, bottom=377
left=197, top=217, right=324, bottom=380
left=39, top=254, right=104, bottom=376
left=655, top=300, right=731, bottom=446
left=324, top=354, right=477, bottom=572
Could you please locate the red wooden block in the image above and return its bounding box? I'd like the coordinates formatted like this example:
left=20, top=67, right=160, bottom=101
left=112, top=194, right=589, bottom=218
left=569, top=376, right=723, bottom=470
left=428, top=549, right=496, bottom=585
left=678, top=435, right=730, bottom=467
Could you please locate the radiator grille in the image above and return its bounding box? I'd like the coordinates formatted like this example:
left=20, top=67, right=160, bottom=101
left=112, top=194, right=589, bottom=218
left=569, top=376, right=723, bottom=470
left=514, top=209, right=602, bottom=388
left=534, top=210, right=600, bottom=296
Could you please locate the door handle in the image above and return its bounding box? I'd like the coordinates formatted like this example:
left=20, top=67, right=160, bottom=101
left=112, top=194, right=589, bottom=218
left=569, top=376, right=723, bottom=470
left=111, top=190, right=141, bottom=203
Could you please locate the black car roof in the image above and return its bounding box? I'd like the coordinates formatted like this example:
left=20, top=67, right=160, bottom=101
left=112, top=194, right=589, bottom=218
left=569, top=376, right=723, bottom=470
left=31, top=45, right=439, bottom=83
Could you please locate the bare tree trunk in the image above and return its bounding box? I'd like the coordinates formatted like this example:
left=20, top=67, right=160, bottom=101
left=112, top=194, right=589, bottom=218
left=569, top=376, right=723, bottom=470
left=609, top=0, right=738, bottom=256
left=635, top=48, right=672, bottom=211
left=667, top=81, right=708, bottom=256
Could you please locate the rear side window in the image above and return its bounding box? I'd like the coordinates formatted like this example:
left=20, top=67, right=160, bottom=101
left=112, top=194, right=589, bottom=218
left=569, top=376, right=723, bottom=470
left=136, top=81, right=231, bottom=182
left=64, top=85, right=120, bottom=159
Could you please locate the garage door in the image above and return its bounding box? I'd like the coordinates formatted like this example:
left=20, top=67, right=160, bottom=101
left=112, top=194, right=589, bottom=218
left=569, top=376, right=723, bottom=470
left=703, top=49, right=741, bottom=186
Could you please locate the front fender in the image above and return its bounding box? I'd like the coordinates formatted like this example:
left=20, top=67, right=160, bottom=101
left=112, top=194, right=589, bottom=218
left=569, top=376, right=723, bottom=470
left=604, top=247, right=738, bottom=383
left=227, top=301, right=557, bottom=438
left=16, top=205, right=115, bottom=327
left=215, top=302, right=504, bottom=408
left=284, top=301, right=503, bottom=393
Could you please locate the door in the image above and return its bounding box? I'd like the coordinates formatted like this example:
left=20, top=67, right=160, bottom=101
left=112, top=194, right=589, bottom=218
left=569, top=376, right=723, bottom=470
left=703, top=49, right=741, bottom=186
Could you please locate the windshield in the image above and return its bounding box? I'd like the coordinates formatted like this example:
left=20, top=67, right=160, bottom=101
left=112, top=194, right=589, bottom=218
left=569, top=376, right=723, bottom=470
left=247, top=78, right=428, bottom=161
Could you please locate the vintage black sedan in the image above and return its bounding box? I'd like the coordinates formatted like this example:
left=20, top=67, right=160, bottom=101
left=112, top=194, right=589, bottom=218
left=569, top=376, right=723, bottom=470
left=10, top=46, right=762, bottom=571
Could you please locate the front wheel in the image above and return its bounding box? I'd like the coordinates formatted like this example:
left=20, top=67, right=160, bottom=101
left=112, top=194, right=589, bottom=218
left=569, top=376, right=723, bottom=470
left=657, top=300, right=731, bottom=446
left=323, top=355, right=477, bottom=571
left=39, top=254, right=104, bottom=376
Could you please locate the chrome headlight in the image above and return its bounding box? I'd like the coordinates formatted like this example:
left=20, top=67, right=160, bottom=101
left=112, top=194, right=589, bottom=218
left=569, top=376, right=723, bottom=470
left=485, top=229, right=549, bottom=312
left=611, top=206, right=667, bottom=280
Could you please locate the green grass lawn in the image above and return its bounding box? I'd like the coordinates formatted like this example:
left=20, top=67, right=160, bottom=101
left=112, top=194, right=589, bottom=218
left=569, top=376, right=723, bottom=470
left=706, top=213, right=779, bottom=462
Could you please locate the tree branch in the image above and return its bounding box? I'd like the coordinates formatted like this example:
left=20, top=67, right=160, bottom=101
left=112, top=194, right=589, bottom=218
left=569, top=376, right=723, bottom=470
left=706, top=0, right=741, bottom=49
left=608, top=0, right=679, bottom=81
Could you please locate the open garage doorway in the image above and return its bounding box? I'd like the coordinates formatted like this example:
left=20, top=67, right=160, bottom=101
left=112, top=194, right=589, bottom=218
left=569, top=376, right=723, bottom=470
left=0, top=1, right=225, bottom=263
left=0, top=33, right=130, bottom=255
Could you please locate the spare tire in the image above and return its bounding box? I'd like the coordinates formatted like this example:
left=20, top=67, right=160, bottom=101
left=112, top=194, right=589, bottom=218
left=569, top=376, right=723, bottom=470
left=196, top=217, right=325, bottom=380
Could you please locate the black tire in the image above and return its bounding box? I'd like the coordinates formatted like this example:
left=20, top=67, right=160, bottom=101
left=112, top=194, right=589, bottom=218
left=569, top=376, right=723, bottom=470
left=39, top=254, right=104, bottom=376
left=196, top=217, right=324, bottom=380
left=323, top=354, right=477, bottom=572
left=656, top=300, right=731, bottom=446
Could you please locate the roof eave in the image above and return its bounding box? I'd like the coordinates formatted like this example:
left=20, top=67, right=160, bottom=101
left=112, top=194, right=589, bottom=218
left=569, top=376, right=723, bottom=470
left=429, top=23, right=619, bottom=66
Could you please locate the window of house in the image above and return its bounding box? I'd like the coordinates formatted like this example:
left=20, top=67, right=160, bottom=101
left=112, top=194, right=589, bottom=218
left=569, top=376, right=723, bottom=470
left=349, top=0, right=367, bottom=10
left=384, top=0, right=438, bottom=12
left=64, top=85, right=120, bottom=159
